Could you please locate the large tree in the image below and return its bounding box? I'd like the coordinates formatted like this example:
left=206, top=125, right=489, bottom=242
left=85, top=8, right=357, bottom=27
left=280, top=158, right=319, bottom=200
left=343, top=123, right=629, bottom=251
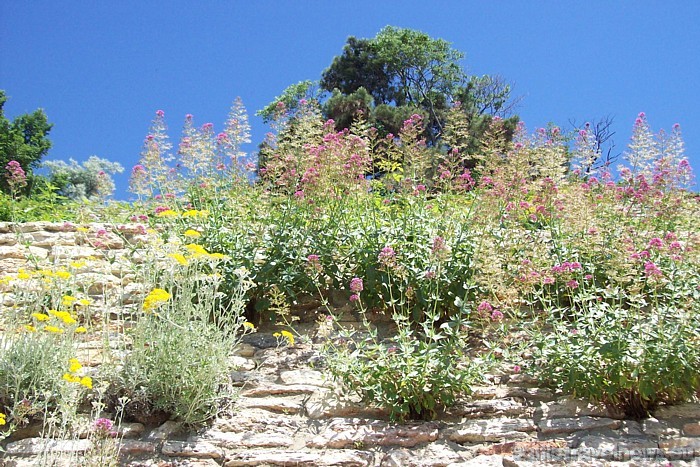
left=320, top=26, right=518, bottom=146
left=0, top=90, right=53, bottom=193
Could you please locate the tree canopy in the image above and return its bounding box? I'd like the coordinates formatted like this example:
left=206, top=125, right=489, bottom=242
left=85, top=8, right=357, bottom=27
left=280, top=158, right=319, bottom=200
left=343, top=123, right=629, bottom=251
left=319, top=26, right=518, bottom=146
left=0, top=90, right=53, bottom=194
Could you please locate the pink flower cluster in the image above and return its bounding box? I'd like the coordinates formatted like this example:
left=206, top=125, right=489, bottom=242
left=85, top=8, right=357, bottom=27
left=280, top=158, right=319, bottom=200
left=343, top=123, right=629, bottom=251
left=550, top=261, right=582, bottom=274
left=349, top=277, right=363, bottom=302
left=5, top=160, right=27, bottom=191
left=378, top=246, right=397, bottom=269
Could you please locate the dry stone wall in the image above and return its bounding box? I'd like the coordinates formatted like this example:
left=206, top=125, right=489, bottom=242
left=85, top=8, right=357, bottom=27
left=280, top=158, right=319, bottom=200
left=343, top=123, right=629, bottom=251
left=1, top=222, right=699, bottom=466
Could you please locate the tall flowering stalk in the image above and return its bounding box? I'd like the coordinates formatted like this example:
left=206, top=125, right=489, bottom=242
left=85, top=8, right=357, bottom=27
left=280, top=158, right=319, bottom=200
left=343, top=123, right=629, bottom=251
left=5, top=160, right=27, bottom=198
left=220, top=97, right=252, bottom=178
left=130, top=110, right=176, bottom=198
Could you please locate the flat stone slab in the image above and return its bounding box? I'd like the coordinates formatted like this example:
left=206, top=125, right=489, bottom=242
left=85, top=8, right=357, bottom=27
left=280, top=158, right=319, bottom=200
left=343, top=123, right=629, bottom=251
left=117, top=422, right=146, bottom=439
left=212, top=409, right=302, bottom=433
left=304, top=390, right=389, bottom=419
left=478, top=439, right=568, bottom=456
left=683, top=421, right=700, bottom=436
left=280, top=369, right=327, bottom=387
left=197, top=430, right=295, bottom=448
left=380, top=443, right=465, bottom=466
left=653, top=403, right=700, bottom=420
left=146, top=420, right=182, bottom=440
left=240, top=383, right=319, bottom=397
left=118, top=439, right=158, bottom=456
left=536, top=398, right=623, bottom=420
left=5, top=438, right=93, bottom=456
left=538, top=416, right=621, bottom=435
left=447, top=454, right=509, bottom=466
left=161, top=440, right=224, bottom=459
left=447, top=399, right=529, bottom=419
left=223, top=449, right=374, bottom=466
left=307, top=418, right=439, bottom=449
left=237, top=395, right=305, bottom=414
left=449, top=417, right=536, bottom=443
left=577, top=435, right=660, bottom=461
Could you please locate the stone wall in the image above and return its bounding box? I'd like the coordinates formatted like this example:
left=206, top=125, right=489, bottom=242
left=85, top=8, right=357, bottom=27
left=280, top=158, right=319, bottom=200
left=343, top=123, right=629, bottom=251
left=1, top=222, right=699, bottom=466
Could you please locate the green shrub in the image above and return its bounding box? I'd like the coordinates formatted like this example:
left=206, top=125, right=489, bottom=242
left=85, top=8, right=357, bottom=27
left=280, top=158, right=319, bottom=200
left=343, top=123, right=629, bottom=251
left=530, top=302, right=700, bottom=417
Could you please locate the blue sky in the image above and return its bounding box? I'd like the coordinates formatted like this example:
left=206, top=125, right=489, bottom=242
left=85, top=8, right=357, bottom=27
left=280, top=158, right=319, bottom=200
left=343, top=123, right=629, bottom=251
left=2, top=1, right=699, bottom=199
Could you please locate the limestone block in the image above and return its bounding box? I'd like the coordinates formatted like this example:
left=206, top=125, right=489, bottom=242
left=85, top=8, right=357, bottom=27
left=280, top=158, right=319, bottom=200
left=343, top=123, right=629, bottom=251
left=161, top=440, right=223, bottom=459
left=223, top=449, right=374, bottom=467
left=538, top=416, right=622, bottom=435
left=449, top=418, right=536, bottom=443
left=307, top=418, right=439, bottom=449
left=5, top=438, right=92, bottom=455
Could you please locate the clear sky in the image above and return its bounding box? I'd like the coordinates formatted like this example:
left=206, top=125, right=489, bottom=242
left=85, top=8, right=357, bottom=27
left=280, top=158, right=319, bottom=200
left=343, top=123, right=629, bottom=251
left=2, top=1, right=699, bottom=199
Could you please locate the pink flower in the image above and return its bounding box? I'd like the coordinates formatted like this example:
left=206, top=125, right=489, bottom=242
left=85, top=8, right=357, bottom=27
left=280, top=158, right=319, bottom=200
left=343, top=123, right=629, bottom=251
left=566, top=280, right=579, bottom=289
left=513, top=365, right=521, bottom=374
left=477, top=301, right=493, bottom=314
left=644, top=261, right=663, bottom=278
left=490, top=310, right=504, bottom=321
left=156, top=110, right=165, bottom=117
left=349, top=277, right=363, bottom=293
left=378, top=246, right=397, bottom=268
left=349, top=294, right=360, bottom=302
left=5, top=160, right=27, bottom=190
left=648, top=237, right=664, bottom=249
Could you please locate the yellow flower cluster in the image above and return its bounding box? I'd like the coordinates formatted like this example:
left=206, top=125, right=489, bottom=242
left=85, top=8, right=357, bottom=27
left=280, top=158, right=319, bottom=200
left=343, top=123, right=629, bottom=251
left=273, top=330, right=295, bottom=346
left=143, top=288, right=171, bottom=312
left=156, top=209, right=179, bottom=218
left=27, top=307, right=86, bottom=334
left=0, top=412, right=6, bottom=426
left=168, top=253, right=188, bottom=266
left=182, top=209, right=209, bottom=218
left=62, top=358, right=93, bottom=389
left=183, top=243, right=229, bottom=261
left=184, top=229, right=202, bottom=238
left=10, top=268, right=72, bottom=282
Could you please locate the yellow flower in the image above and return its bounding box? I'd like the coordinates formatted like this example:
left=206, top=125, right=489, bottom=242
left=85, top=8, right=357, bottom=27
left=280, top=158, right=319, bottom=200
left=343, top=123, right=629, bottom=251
left=143, top=288, right=171, bottom=312
left=61, top=296, right=77, bottom=307
left=274, top=330, right=295, bottom=346
left=44, top=325, right=63, bottom=334
left=70, top=261, right=87, bottom=269
left=63, top=373, right=81, bottom=383
left=75, top=326, right=87, bottom=334
left=0, top=412, right=6, bottom=426
left=183, top=209, right=209, bottom=218
left=77, top=298, right=91, bottom=307
left=68, top=358, right=83, bottom=373
left=31, top=313, right=50, bottom=322
left=49, top=310, right=75, bottom=324
left=185, top=243, right=209, bottom=257
left=54, top=270, right=71, bottom=280
left=76, top=227, right=89, bottom=233
left=17, top=271, right=31, bottom=280
left=243, top=322, right=256, bottom=330
left=281, top=330, right=295, bottom=346
left=80, top=376, right=93, bottom=389
left=156, top=209, right=179, bottom=218
left=168, top=253, right=188, bottom=266
left=24, top=324, right=37, bottom=332
left=60, top=314, right=77, bottom=325
left=184, top=229, right=202, bottom=238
